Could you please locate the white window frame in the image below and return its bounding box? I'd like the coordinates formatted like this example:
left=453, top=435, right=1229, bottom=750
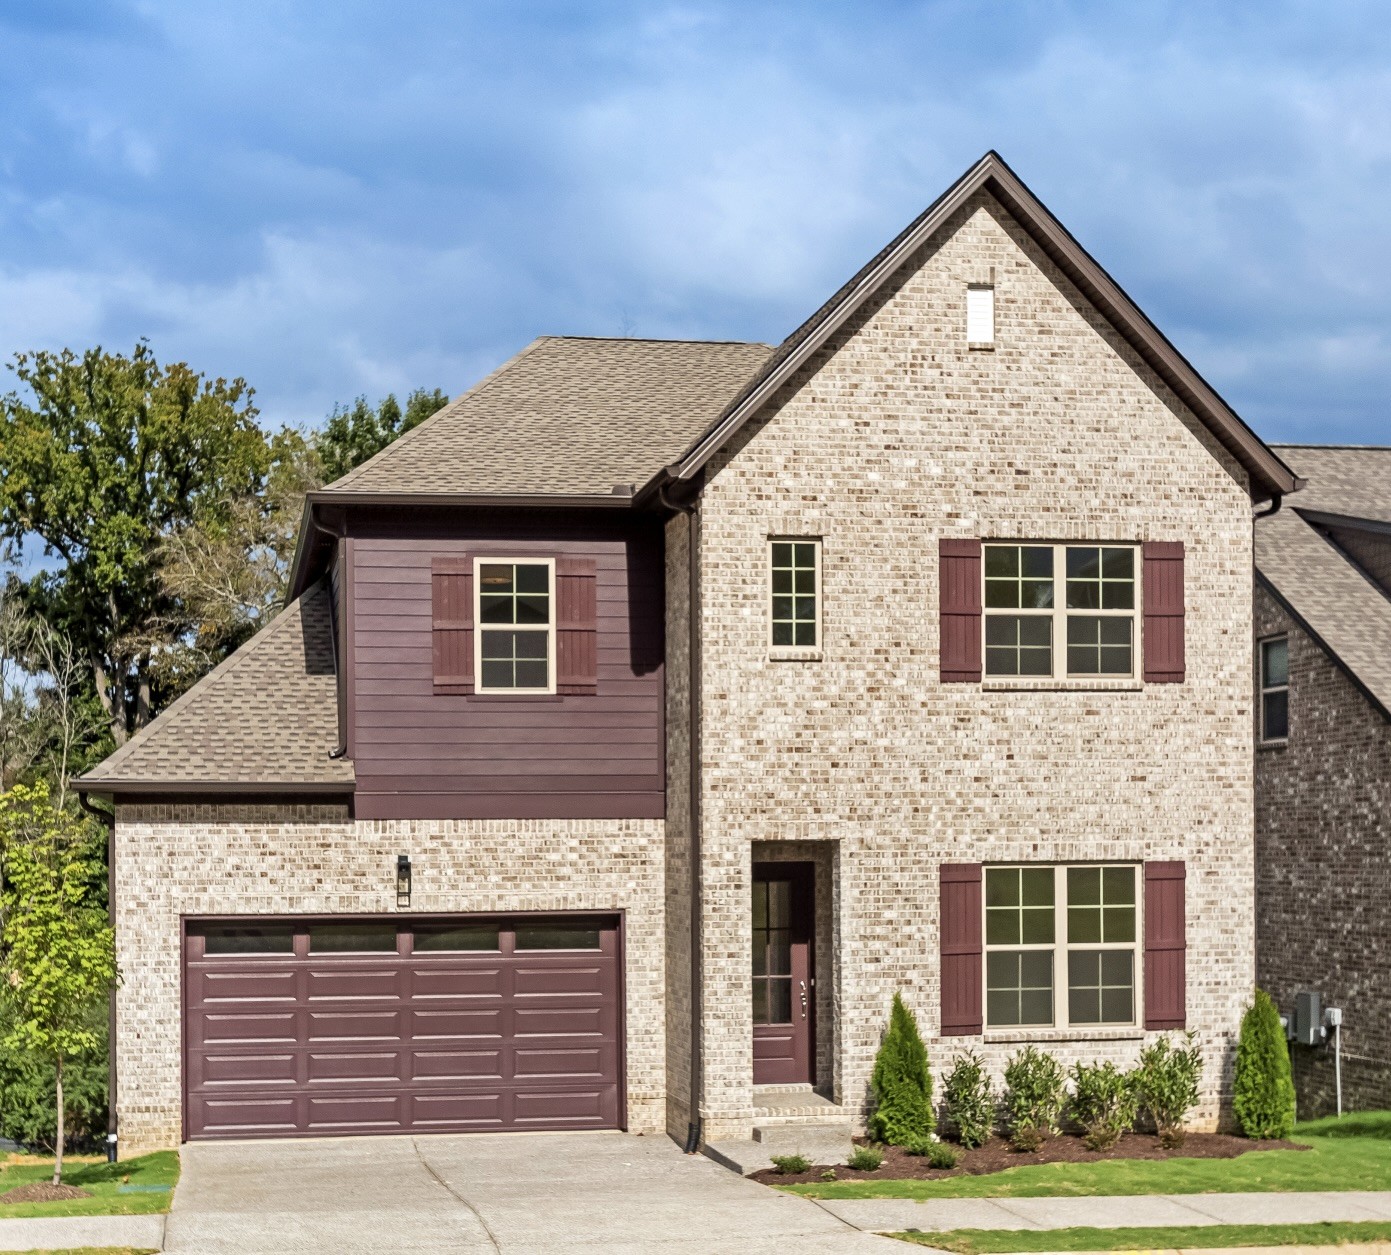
left=1259, top=634, right=1289, bottom=743
left=473, top=556, right=556, bottom=695
left=768, top=537, right=822, bottom=655
left=967, top=283, right=995, bottom=347
left=982, top=542, right=1141, bottom=681
left=983, top=863, right=1142, bottom=1031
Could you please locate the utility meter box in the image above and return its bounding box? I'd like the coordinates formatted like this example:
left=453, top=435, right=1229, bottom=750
left=1295, top=991, right=1324, bottom=1046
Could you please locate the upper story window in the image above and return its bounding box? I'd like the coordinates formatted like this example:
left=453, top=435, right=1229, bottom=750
left=984, top=544, right=1136, bottom=680
left=1259, top=635, right=1289, bottom=742
left=985, top=864, right=1138, bottom=1029
left=967, top=284, right=995, bottom=347
left=476, top=558, right=554, bottom=692
left=769, top=539, right=820, bottom=650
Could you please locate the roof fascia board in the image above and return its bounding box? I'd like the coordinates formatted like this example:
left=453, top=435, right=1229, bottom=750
left=670, top=151, right=1300, bottom=501
left=1295, top=508, right=1391, bottom=539
left=76, top=780, right=355, bottom=797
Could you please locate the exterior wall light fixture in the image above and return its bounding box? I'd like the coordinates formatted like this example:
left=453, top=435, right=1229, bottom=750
left=396, top=854, right=412, bottom=908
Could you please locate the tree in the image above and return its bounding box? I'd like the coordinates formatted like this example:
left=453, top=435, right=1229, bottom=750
left=1233, top=989, right=1296, bottom=1139
left=315, top=387, right=449, bottom=483
left=869, top=992, right=935, bottom=1146
left=0, top=343, right=270, bottom=745
left=0, top=784, right=116, bottom=1183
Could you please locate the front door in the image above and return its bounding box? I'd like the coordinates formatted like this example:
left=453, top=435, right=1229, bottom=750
left=751, top=862, right=814, bottom=1085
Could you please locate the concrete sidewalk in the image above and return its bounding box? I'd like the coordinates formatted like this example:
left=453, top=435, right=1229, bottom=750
left=0, top=1211, right=166, bottom=1250
left=814, top=1189, right=1391, bottom=1235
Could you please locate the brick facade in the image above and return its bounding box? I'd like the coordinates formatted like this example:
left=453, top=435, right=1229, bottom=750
left=1254, top=584, right=1391, bottom=1116
left=681, top=190, right=1256, bottom=1142
left=113, top=804, right=666, bottom=1154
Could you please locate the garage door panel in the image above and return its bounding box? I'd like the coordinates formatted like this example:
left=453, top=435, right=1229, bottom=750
left=185, top=915, right=621, bottom=1141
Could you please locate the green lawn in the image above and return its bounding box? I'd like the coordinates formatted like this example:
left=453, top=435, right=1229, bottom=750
left=891, top=1221, right=1391, bottom=1252
left=781, top=1112, right=1391, bottom=1200
left=0, top=1152, right=179, bottom=1217
left=10, top=1249, right=157, bottom=1255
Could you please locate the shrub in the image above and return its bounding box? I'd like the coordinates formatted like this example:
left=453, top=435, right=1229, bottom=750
left=0, top=1021, right=108, bottom=1153
left=770, top=1153, right=810, bottom=1174
left=926, top=1141, right=960, bottom=1169
left=1002, top=1046, right=1066, bottom=1151
left=1135, top=1032, right=1204, bottom=1148
left=847, top=1145, right=883, bottom=1172
left=942, top=1051, right=996, bottom=1148
left=819, top=1168, right=837, bottom=1181
left=868, top=993, right=935, bottom=1146
left=1233, top=990, right=1296, bottom=1140
left=1069, top=1061, right=1139, bottom=1151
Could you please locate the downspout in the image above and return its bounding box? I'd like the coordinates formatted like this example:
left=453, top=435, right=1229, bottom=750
left=1253, top=494, right=1282, bottom=519
left=660, top=482, right=704, bottom=1155
left=79, top=792, right=119, bottom=1162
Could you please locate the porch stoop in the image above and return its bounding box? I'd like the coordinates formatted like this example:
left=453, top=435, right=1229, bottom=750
left=702, top=1085, right=856, bottom=1176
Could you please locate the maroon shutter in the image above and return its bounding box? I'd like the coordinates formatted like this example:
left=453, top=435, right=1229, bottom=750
left=431, top=557, right=473, bottom=694
left=556, top=556, right=598, bottom=695
left=1142, top=541, right=1185, bottom=683
left=940, top=539, right=982, bottom=683
left=1144, top=860, right=1186, bottom=1030
left=941, top=862, right=983, bottom=1035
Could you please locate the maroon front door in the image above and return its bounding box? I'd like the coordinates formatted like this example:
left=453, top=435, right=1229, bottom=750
left=751, top=862, right=814, bottom=1085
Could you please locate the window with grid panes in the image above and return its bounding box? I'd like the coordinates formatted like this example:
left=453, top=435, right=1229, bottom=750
left=769, top=540, right=819, bottom=649
left=475, top=559, right=554, bottom=692
left=1260, top=636, right=1289, bottom=741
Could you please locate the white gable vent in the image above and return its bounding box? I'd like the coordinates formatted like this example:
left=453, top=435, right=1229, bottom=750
left=966, top=284, right=995, bottom=346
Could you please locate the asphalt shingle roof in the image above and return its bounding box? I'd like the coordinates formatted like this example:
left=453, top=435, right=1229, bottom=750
left=323, top=336, right=775, bottom=498
left=80, top=581, right=353, bottom=792
left=1257, top=445, right=1391, bottom=717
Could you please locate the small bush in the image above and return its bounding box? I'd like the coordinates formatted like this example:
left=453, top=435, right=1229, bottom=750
left=1003, top=1045, right=1066, bottom=1151
left=868, top=992, right=935, bottom=1146
left=926, top=1141, right=960, bottom=1169
left=1070, top=1061, right=1139, bottom=1150
left=1135, top=1032, right=1204, bottom=1148
left=770, top=1153, right=810, bottom=1174
left=942, top=1050, right=996, bottom=1148
left=1233, top=990, right=1296, bottom=1140
left=819, top=1168, right=838, bottom=1181
left=847, top=1145, right=883, bottom=1172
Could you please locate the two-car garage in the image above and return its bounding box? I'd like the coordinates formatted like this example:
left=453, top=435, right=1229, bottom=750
left=182, top=915, right=623, bottom=1141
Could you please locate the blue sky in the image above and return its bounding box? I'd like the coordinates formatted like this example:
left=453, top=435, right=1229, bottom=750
left=2, top=1, right=1390, bottom=444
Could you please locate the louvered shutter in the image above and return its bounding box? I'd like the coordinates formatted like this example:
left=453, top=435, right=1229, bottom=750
left=1144, top=861, right=1187, bottom=1030
left=431, top=557, right=473, bottom=694
left=1142, top=541, right=1185, bottom=683
left=940, top=538, right=983, bottom=683
left=940, top=862, right=984, bottom=1035
left=556, top=556, right=598, bottom=695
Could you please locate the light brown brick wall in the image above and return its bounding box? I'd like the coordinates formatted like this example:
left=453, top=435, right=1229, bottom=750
left=1254, top=584, right=1391, bottom=1116
left=687, top=190, right=1256, bottom=1141
left=113, top=804, right=665, bottom=1153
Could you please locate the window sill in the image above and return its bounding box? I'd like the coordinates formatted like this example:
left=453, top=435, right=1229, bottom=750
left=769, top=648, right=823, bottom=663
left=981, top=678, right=1143, bottom=693
left=983, top=1027, right=1145, bottom=1044
left=1257, top=738, right=1288, bottom=752
left=967, top=342, right=996, bottom=352
left=463, top=693, right=564, bottom=703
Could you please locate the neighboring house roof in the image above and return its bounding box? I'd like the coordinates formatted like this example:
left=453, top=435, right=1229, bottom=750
left=317, top=336, right=774, bottom=500
left=79, top=581, right=353, bottom=795
left=1256, top=445, right=1391, bottom=720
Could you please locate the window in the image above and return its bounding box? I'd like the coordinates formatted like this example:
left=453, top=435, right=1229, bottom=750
left=967, top=284, right=995, bottom=346
left=984, top=544, right=1137, bottom=679
left=769, top=539, right=820, bottom=649
left=308, top=924, right=398, bottom=953
left=413, top=926, right=500, bottom=952
left=475, top=559, right=554, bottom=693
left=201, top=926, right=293, bottom=955
left=984, top=864, right=1139, bottom=1028
left=514, top=925, right=602, bottom=950
left=1260, top=636, right=1289, bottom=741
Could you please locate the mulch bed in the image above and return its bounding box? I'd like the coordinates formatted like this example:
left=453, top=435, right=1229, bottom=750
left=0, top=1181, right=95, bottom=1203
left=749, top=1131, right=1306, bottom=1186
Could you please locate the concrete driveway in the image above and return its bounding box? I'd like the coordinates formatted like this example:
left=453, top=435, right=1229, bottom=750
left=163, top=1131, right=901, bottom=1254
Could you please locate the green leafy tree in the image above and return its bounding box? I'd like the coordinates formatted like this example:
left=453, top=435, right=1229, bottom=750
left=315, top=388, right=449, bottom=483
left=0, top=343, right=270, bottom=745
left=1233, top=989, right=1296, bottom=1139
left=869, top=992, right=935, bottom=1145
left=0, top=784, right=116, bottom=1183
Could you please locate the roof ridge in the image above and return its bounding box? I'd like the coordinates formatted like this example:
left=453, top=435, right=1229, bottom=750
left=81, top=584, right=325, bottom=780
left=536, top=334, right=776, bottom=347
left=326, top=337, right=550, bottom=492
left=1271, top=443, right=1391, bottom=451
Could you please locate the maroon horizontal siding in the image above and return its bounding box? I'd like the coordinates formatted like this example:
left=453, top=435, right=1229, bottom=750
left=348, top=512, right=664, bottom=819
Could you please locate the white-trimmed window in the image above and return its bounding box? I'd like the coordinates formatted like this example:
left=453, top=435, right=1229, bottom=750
left=984, top=543, right=1138, bottom=679
left=769, top=539, right=820, bottom=650
left=475, top=558, right=555, bottom=693
left=1260, top=635, right=1289, bottom=742
left=985, top=864, right=1140, bottom=1028
left=967, top=284, right=995, bottom=346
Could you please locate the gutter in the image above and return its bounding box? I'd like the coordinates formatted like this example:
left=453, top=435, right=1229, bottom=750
left=659, top=481, right=704, bottom=1155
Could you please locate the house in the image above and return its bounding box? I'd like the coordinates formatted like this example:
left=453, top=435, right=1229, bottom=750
left=1253, top=444, right=1391, bottom=1117
left=78, top=152, right=1300, bottom=1161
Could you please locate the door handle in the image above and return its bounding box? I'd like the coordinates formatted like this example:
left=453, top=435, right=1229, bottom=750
left=799, top=979, right=808, bottom=1018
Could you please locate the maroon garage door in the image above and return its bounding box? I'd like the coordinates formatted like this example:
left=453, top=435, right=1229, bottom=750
left=183, top=915, right=622, bottom=1140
